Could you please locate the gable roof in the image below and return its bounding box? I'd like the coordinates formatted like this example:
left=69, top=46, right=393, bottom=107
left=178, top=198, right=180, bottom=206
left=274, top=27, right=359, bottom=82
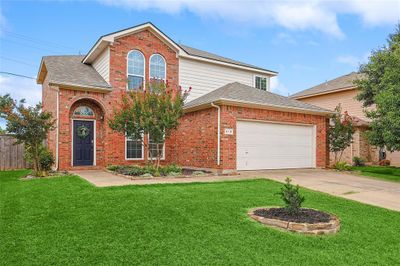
left=291, top=72, right=364, bottom=99
left=83, top=22, right=277, bottom=75
left=37, top=55, right=111, bottom=90
left=179, top=44, right=276, bottom=74
left=184, top=82, right=333, bottom=115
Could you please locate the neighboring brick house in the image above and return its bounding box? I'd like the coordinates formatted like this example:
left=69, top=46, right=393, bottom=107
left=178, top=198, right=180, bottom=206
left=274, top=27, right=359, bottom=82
left=292, top=72, right=400, bottom=166
left=37, top=22, right=332, bottom=173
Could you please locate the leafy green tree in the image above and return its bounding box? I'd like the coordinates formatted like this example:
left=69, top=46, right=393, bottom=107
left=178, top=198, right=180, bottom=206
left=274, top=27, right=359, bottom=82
left=328, top=105, right=355, bottom=163
left=355, top=24, right=400, bottom=152
left=0, top=94, right=55, bottom=176
left=109, top=80, right=190, bottom=169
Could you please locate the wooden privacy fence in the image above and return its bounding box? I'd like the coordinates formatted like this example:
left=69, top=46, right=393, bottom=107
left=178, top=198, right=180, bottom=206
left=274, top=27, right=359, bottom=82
left=0, top=134, right=29, bottom=170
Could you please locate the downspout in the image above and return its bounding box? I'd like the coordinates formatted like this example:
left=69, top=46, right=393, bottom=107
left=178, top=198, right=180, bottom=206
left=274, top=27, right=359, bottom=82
left=210, top=103, right=220, bottom=166
left=55, top=90, right=59, bottom=170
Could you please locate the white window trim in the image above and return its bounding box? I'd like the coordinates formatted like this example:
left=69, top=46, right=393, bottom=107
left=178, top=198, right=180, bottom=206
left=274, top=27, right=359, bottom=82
left=147, top=134, right=165, bottom=160
left=127, top=49, right=146, bottom=91
left=253, top=75, right=270, bottom=91
left=125, top=135, right=144, bottom=160
left=149, top=53, right=167, bottom=81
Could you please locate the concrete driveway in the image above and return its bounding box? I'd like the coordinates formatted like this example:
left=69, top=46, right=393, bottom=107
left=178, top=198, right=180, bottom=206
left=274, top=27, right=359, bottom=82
left=240, top=169, right=400, bottom=212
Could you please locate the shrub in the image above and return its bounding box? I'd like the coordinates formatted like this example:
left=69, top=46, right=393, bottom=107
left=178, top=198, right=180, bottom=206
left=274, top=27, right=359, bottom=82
left=107, top=165, right=119, bottom=171
left=160, top=164, right=182, bottom=176
left=39, top=148, right=54, bottom=172
left=124, top=166, right=146, bottom=176
left=108, top=164, right=183, bottom=177
left=277, top=177, right=305, bottom=215
left=333, top=161, right=352, bottom=171
left=143, top=164, right=157, bottom=176
left=25, top=145, right=54, bottom=176
left=352, top=156, right=366, bottom=167
left=379, top=159, right=391, bottom=166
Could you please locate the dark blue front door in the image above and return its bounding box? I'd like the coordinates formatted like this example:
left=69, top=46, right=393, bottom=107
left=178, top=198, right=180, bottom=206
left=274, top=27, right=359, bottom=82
left=73, top=120, right=94, bottom=166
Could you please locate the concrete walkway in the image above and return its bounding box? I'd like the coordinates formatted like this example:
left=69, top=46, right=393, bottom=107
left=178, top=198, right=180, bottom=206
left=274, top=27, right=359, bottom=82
left=71, top=169, right=400, bottom=212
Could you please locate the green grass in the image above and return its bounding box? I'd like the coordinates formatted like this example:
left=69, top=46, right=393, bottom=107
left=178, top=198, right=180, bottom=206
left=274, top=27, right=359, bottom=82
left=352, top=166, right=400, bottom=182
left=1, top=170, right=400, bottom=265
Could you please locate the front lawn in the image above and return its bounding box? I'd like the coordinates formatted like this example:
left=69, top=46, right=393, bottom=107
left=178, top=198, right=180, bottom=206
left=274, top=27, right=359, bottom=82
left=1, top=170, right=399, bottom=265
left=352, top=166, right=400, bottom=182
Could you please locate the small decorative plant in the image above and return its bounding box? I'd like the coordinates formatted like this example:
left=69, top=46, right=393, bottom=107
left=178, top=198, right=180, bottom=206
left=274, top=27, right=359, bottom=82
left=277, top=177, right=305, bottom=215
left=352, top=156, right=365, bottom=167
left=333, top=161, right=352, bottom=171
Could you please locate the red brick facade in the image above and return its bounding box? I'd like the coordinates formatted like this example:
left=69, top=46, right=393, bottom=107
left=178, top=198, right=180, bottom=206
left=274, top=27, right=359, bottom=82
left=42, top=28, right=329, bottom=171
left=42, top=29, right=180, bottom=170
left=169, top=106, right=328, bottom=172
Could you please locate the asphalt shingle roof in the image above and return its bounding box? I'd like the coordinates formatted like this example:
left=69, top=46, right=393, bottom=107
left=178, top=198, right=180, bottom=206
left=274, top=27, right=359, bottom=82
left=180, top=44, right=277, bottom=74
left=291, top=72, right=364, bottom=99
left=42, top=55, right=111, bottom=89
left=184, top=82, right=332, bottom=114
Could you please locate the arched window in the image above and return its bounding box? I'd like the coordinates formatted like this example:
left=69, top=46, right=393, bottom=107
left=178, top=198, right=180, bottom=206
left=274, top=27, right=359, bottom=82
left=73, top=106, right=94, bottom=117
left=150, top=54, right=166, bottom=80
left=127, top=50, right=145, bottom=90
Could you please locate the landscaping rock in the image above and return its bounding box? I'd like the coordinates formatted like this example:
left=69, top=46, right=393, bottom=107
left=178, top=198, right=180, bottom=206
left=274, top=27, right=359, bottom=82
left=248, top=207, right=340, bottom=235
left=192, top=170, right=205, bottom=176
left=167, top=172, right=181, bottom=177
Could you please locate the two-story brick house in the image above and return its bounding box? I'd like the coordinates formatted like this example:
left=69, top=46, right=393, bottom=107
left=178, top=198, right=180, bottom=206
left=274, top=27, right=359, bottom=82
left=292, top=72, right=400, bottom=166
left=37, top=22, right=332, bottom=173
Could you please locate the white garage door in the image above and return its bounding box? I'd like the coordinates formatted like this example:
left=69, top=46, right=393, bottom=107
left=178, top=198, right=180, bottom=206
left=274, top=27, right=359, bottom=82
left=237, top=121, right=316, bottom=170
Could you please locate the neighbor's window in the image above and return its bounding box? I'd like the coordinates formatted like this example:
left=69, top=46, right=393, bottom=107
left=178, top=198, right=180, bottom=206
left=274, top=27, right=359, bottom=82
left=255, top=76, right=268, bottom=91
left=126, top=137, right=143, bottom=160
left=149, top=54, right=166, bottom=80
left=73, top=106, right=94, bottom=117
left=127, top=50, right=145, bottom=90
left=148, top=135, right=165, bottom=159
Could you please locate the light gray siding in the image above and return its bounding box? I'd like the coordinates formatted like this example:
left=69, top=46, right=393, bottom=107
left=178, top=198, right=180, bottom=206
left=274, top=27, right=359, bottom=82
left=92, top=47, right=110, bottom=83
left=179, top=58, right=269, bottom=101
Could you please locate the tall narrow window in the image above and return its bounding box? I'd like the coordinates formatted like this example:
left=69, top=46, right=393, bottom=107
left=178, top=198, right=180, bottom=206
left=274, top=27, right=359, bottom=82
left=255, top=76, right=268, bottom=91
left=149, top=54, right=166, bottom=80
left=127, top=50, right=145, bottom=90
left=126, top=137, right=143, bottom=160
left=148, top=135, right=165, bottom=160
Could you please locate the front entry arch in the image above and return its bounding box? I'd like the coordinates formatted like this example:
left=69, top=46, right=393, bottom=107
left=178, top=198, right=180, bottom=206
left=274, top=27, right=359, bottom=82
left=69, top=99, right=104, bottom=168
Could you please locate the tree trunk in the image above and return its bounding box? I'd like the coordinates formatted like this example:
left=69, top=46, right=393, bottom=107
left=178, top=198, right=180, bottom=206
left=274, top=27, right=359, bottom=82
left=156, top=143, right=161, bottom=170
left=338, top=149, right=344, bottom=162
left=33, top=143, right=41, bottom=176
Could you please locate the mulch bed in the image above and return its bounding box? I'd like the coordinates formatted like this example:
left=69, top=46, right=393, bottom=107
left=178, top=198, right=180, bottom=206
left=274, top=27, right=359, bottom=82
left=253, top=208, right=332, bottom=224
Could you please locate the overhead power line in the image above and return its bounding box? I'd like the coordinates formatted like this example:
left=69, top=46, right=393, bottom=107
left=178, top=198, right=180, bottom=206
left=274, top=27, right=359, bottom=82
left=0, top=71, right=35, bottom=80
left=0, top=56, right=38, bottom=68
left=2, top=29, right=77, bottom=51
left=1, top=38, right=62, bottom=54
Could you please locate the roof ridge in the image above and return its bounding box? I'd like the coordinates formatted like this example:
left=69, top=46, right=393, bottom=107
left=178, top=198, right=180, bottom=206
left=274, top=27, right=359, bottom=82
left=291, top=71, right=361, bottom=98
left=44, top=55, right=85, bottom=58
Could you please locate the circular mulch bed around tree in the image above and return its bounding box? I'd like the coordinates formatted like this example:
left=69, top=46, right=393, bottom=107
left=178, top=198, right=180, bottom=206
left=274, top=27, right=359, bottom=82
left=248, top=207, right=340, bottom=235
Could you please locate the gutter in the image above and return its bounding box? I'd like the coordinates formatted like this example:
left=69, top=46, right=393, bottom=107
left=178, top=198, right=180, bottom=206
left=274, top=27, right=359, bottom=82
left=210, top=102, right=221, bottom=166
left=56, top=90, right=60, bottom=170
left=184, top=99, right=335, bottom=116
